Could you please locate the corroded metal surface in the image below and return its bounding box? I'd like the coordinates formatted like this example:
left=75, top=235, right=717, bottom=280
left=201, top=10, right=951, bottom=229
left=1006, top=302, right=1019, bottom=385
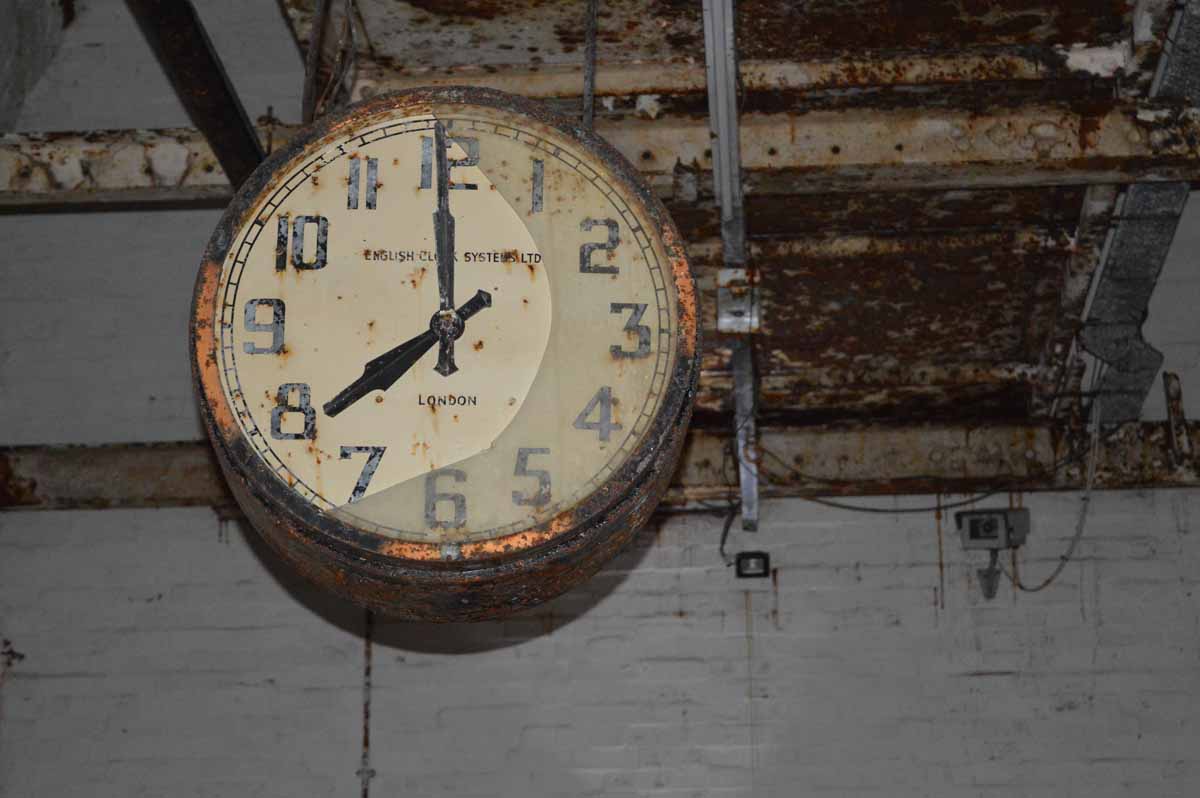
left=0, top=442, right=230, bottom=510
left=5, top=420, right=1198, bottom=512
left=9, top=1, right=1194, bottom=437
left=5, top=106, right=1197, bottom=423
left=189, top=87, right=699, bottom=620
left=281, top=0, right=1164, bottom=76
left=6, top=104, right=1200, bottom=207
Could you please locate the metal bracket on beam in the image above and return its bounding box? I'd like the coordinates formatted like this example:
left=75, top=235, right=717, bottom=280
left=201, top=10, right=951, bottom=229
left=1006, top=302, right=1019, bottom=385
left=703, top=0, right=758, bottom=530
left=1163, top=372, right=1194, bottom=468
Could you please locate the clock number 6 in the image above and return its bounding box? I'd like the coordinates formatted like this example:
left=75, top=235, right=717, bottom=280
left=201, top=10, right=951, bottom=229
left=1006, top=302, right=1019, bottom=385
left=513, top=448, right=551, bottom=507
left=340, top=446, right=386, bottom=503
left=579, top=218, right=619, bottom=275
left=270, top=383, right=316, bottom=440
left=425, top=468, right=467, bottom=529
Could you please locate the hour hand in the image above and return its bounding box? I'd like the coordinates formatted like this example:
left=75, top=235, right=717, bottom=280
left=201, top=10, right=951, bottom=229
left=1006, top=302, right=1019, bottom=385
left=323, top=329, right=437, bottom=418
left=322, top=290, right=492, bottom=417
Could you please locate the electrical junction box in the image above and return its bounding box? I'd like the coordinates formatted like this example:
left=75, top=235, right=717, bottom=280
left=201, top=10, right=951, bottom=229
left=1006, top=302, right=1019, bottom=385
left=954, top=508, right=1031, bottom=551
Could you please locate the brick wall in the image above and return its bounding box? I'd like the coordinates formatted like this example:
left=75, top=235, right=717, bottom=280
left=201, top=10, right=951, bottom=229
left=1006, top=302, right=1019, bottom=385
left=4, top=489, right=1198, bottom=796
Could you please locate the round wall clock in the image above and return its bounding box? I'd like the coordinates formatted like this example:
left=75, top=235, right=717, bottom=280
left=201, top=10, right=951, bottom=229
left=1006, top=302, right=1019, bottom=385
left=191, top=87, right=698, bottom=620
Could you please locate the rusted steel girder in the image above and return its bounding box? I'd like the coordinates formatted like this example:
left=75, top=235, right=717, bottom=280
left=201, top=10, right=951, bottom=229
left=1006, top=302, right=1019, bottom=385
left=4, top=103, right=1200, bottom=210
left=350, top=53, right=1050, bottom=101
left=3, top=422, right=1197, bottom=512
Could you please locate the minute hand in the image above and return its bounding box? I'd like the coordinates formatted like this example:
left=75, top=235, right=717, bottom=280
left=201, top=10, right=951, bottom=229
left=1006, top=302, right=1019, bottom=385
left=322, top=290, right=492, bottom=418
left=433, top=121, right=455, bottom=313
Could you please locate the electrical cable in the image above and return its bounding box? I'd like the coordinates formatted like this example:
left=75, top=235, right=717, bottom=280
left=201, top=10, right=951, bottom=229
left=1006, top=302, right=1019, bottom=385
left=1000, top=392, right=1104, bottom=592
left=717, top=501, right=740, bottom=566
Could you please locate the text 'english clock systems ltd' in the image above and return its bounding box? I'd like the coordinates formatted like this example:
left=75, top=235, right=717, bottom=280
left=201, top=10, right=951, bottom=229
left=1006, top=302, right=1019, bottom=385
left=191, top=87, right=698, bottom=620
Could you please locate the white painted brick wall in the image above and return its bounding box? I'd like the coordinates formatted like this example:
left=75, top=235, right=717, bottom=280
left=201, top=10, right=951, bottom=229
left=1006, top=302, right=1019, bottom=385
left=4, top=490, right=1199, bottom=797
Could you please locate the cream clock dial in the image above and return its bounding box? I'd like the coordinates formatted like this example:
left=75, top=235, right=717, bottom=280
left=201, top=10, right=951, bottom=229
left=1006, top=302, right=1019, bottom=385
left=193, top=88, right=698, bottom=619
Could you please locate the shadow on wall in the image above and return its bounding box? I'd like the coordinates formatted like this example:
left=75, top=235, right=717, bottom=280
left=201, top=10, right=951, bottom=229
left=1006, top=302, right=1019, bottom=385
left=235, top=512, right=659, bottom=654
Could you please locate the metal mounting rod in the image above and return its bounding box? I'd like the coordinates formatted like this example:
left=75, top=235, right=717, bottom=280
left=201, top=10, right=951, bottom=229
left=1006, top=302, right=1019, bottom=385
left=582, top=0, right=599, bottom=130
left=125, top=0, right=264, bottom=189
left=703, top=0, right=758, bottom=530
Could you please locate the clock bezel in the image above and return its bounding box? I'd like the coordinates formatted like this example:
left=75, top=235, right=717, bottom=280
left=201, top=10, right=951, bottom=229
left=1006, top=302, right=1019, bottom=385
left=191, top=86, right=698, bottom=619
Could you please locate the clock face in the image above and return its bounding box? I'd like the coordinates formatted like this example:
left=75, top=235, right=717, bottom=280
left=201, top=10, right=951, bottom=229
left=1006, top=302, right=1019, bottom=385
left=208, top=97, right=682, bottom=551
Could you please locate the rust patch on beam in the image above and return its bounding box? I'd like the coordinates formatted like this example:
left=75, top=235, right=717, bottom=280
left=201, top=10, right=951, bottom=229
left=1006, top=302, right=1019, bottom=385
left=285, top=0, right=1143, bottom=78
left=668, top=185, right=1089, bottom=240
left=0, top=442, right=230, bottom=510
left=352, top=53, right=1051, bottom=101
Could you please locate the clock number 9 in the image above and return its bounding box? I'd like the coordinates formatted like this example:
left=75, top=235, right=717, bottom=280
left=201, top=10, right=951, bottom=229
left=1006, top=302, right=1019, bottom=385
left=243, top=299, right=285, bottom=354
left=580, top=218, right=619, bottom=275
left=270, top=383, right=316, bottom=440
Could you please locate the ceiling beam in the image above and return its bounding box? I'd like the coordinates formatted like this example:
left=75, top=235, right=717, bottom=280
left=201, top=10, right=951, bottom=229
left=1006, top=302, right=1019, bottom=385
left=3, top=103, right=1200, bottom=211
left=1, top=421, right=1196, bottom=513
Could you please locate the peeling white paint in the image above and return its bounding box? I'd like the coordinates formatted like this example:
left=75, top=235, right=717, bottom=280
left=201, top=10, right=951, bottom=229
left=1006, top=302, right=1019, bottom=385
left=635, top=94, right=662, bottom=120
left=1137, top=107, right=1173, bottom=123
left=1058, top=42, right=1132, bottom=77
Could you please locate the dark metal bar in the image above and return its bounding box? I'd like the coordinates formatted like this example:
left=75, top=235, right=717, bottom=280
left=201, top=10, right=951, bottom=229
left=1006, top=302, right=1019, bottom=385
left=5, top=422, right=1197, bottom=512
left=582, top=0, right=598, bottom=129
left=125, top=0, right=264, bottom=188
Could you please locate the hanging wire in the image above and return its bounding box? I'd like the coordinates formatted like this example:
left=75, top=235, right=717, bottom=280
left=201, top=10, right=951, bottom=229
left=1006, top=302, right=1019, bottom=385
left=582, top=0, right=599, bottom=130
left=718, top=501, right=741, bottom=566
left=301, top=0, right=331, bottom=123
left=999, top=364, right=1107, bottom=592
left=303, top=0, right=359, bottom=123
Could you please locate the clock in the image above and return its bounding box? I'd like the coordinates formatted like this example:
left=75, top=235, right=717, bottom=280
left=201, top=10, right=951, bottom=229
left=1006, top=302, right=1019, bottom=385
left=190, top=87, right=698, bottom=620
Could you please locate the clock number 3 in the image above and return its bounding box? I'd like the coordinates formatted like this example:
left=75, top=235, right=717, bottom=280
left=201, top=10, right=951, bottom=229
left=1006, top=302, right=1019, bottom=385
left=270, top=383, right=316, bottom=440
left=340, top=446, right=386, bottom=503
left=425, top=469, right=467, bottom=528
left=610, top=303, right=651, bottom=359
left=574, top=387, right=622, bottom=442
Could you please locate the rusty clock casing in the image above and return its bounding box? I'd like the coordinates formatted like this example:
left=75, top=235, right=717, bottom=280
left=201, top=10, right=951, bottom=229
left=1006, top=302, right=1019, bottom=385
left=190, top=87, right=698, bottom=621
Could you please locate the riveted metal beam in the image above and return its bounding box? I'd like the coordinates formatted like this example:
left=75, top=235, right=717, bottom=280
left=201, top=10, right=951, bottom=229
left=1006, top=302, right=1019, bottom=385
left=4, top=103, right=1200, bottom=210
